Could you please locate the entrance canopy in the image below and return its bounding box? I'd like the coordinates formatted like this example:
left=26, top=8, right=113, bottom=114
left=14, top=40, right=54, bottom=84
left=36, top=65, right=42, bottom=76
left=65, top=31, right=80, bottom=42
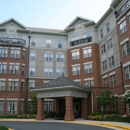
left=31, top=76, right=91, bottom=98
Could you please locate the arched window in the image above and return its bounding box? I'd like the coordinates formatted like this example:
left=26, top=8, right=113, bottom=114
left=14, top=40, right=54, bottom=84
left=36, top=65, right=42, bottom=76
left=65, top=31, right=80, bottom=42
left=30, top=51, right=36, bottom=60
left=44, top=52, right=53, bottom=61
left=56, top=53, right=64, bottom=62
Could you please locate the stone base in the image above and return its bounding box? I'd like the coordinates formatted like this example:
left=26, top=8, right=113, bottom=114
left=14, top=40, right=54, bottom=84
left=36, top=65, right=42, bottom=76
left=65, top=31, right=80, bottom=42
left=36, top=114, right=45, bottom=120
left=65, top=114, right=74, bottom=121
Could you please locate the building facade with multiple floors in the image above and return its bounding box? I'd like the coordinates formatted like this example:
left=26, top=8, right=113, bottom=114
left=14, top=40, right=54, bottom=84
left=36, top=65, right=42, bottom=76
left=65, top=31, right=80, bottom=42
left=0, top=0, right=130, bottom=118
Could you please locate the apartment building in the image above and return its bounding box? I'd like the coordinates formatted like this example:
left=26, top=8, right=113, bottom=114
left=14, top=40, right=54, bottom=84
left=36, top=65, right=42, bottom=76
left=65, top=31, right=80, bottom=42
left=0, top=0, right=130, bottom=120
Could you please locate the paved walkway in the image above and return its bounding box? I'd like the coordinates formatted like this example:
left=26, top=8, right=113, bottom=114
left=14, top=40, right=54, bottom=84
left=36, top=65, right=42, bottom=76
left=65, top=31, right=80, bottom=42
left=0, top=118, right=130, bottom=130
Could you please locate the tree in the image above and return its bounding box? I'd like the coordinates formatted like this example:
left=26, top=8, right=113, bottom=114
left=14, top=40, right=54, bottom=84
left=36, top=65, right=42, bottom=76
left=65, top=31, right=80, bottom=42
left=29, top=93, right=37, bottom=114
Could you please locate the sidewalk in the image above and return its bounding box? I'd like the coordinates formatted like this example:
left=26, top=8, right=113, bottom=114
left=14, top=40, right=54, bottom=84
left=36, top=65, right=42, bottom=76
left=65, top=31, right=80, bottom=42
left=1, top=118, right=130, bottom=130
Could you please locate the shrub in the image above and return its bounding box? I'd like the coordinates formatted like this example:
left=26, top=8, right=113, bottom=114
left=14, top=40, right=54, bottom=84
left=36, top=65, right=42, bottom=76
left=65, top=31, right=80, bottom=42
left=0, top=126, right=8, bottom=130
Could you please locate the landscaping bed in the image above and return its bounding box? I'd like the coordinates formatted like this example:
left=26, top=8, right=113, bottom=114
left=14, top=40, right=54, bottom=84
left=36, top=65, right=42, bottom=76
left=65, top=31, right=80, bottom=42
left=0, top=126, right=8, bottom=130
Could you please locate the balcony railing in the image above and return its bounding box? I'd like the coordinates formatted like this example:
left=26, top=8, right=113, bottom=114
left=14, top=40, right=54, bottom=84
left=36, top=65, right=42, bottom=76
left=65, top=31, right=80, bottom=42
left=70, top=36, right=92, bottom=47
left=0, top=37, right=26, bottom=46
left=115, top=0, right=130, bottom=19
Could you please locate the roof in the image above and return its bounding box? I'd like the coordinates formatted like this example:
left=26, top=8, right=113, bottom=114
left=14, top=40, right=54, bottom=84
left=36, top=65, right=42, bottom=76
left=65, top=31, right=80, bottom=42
left=33, top=76, right=91, bottom=91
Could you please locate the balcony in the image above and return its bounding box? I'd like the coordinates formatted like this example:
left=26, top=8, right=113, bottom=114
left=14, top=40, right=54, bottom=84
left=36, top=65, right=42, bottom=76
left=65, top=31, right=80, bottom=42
left=70, top=36, right=92, bottom=47
left=0, top=37, right=26, bottom=46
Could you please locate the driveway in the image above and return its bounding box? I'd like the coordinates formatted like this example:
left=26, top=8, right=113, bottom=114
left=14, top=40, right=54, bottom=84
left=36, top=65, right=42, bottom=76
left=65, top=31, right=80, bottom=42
left=0, top=122, right=113, bottom=130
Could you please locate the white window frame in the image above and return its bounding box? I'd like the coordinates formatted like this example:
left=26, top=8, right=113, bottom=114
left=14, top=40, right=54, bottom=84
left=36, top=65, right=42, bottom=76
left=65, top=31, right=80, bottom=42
left=10, top=49, right=20, bottom=58
left=29, top=82, right=35, bottom=88
left=46, top=40, right=51, bottom=47
left=101, top=44, right=106, bottom=54
left=44, top=68, right=53, bottom=77
left=8, top=81, right=18, bottom=91
left=100, top=29, right=103, bottom=38
left=56, top=53, right=64, bottom=62
left=84, top=63, right=93, bottom=74
left=10, top=64, right=19, bottom=74
left=109, top=55, right=115, bottom=67
left=106, top=22, right=110, bottom=33
left=56, top=68, right=64, bottom=77
left=125, top=65, right=130, bottom=80
left=30, top=51, right=36, bottom=60
left=0, top=64, right=6, bottom=74
left=122, top=41, right=130, bottom=56
left=72, top=51, right=79, bottom=60
left=30, top=67, right=35, bottom=76
left=0, top=81, right=5, bottom=90
left=7, top=101, right=17, bottom=114
left=72, top=66, right=80, bottom=75
left=0, top=48, right=8, bottom=58
left=120, top=20, right=127, bottom=35
left=102, top=60, right=107, bottom=71
left=44, top=101, right=53, bottom=112
left=58, top=41, right=62, bottom=48
left=85, top=80, right=94, bottom=87
left=0, top=100, right=4, bottom=114
left=107, top=38, right=113, bottom=50
left=44, top=53, right=53, bottom=62
left=83, top=48, right=92, bottom=58
left=110, top=74, right=116, bottom=86
left=103, top=77, right=108, bottom=87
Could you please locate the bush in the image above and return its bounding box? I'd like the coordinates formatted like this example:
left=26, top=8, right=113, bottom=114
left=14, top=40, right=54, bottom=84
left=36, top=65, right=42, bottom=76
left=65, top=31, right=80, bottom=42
left=17, top=114, right=36, bottom=118
left=0, top=126, right=8, bottom=130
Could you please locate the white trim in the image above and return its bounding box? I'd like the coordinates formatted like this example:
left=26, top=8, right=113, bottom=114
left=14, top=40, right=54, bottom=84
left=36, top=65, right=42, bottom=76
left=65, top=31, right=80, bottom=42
left=83, top=61, right=93, bottom=65
left=10, top=47, right=21, bottom=50
left=8, top=79, right=19, bottom=81
left=109, top=71, right=116, bottom=76
left=20, top=99, right=24, bottom=101
left=73, top=79, right=81, bottom=82
left=0, top=79, right=6, bottom=81
left=71, top=49, right=80, bottom=52
left=0, top=98, right=5, bottom=100
left=21, top=79, right=25, bottom=82
left=127, top=12, right=130, bottom=16
left=0, top=47, right=8, bottom=49
left=71, top=64, right=80, bottom=67
left=82, top=46, right=92, bottom=50
left=103, top=75, right=108, bottom=79
left=44, top=80, right=50, bottom=83
left=9, top=63, right=20, bottom=65
left=22, top=64, right=25, bottom=66
left=23, top=48, right=26, bottom=51
left=44, top=99, right=53, bottom=101
left=120, top=37, right=129, bottom=45
left=84, top=78, right=94, bottom=81
left=118, top=16, right=126, bottom=25
left=123, top=61, right=130, bottom=67
left=0, top=62, right=7, bottom=64
left=29, top=80, right=35, bottom=82
left=7, top=98, right=18, bottom=101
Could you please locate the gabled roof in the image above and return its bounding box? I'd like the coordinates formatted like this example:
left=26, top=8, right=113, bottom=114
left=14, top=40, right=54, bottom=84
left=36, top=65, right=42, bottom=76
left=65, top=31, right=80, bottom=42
left=65, top=16, right=94, bottom=29
left=0, top=18, right=28, bottom=29
left=33, top=76, right=91, bottom=91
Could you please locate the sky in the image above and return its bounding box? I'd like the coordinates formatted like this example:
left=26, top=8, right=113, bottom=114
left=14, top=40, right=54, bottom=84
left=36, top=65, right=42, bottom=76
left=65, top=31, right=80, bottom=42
left=0, top=0, right=112, bottom=30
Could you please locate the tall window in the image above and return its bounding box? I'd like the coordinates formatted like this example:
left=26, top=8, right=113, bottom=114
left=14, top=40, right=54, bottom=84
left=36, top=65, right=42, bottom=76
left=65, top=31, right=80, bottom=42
left=84, top=63, right=93, bottom=74
left=0, top=48, right=8, bottom=58
left=102, top=60, right=107, bottom=71
left=58, top=41, right=62, bottom=48
left=109, top=55, right=115, bottom=67
left=46, top=40, right=51, bottom=47
left=30, top=51, right=36, bottom=60
left=30, top=67, right=35, bottom=76
left=85, top=80, right=94, bottom=87
left=72, top=66, right=80, bottom=75
left=7, top=101, right=17, bottom=114
left=44, top=101, right=53, bottom=112
left=122, top=41, right=130, bottom=56
left=100, top=29, right=104, bottom=38
left=29, top=82, right=35, bottom=88
left=107, top=38, right=113, bottom=50
left=110, top=75, right=116, bottom=86
left=44, top=53, right=53, bottom=61
left=56, top=53, right=64, bottom=62
left=101, top=44, right=106, bottom=54
left=8, top=81, right=18, bottom=91
left=0, top=101, right=4, bottom=114
left=120, top=20, right=127, bottom=35
left=0, top=81, right=5, bottom=90
left=83, top=48, right=92, bottom=58
left=125, top=65, right=130, bottom=80
left=22, top=66, right=25, bottom=75
left=10, top=64, right=19, bottom=74
left=103, top=78, right=108, bottom=87
left=10, top=49, right=20, bottom=58
left=22, top=51, right=26, bottom=59
left=21, top=82, right=24, bottom=91
left=44, top=68, right=53, bottom=77
left=0, top=64, right=6, bottom=74
left=106, top=22, right=110, bottom=33
left=72, top=51, right=79, bottom=60
left=56, top=68, right=64, bottom=77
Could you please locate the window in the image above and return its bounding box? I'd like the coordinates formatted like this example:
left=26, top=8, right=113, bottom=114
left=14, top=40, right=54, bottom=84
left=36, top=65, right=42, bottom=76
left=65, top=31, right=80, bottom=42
left=21, top=82, right=24, bottom=91
left=74, top=80, right=81, bottom=84
left=30, top=51, right=36, bottom=60
left=110, top=75, right=116, bottom=86
left=85, top=80, right=94, bottom=87
left=120, top=20, right=127, bottom=35
left=72, top=66, right=80, bottom=75
left=112, top=97, right=118, bottom=113
left=10, top=49, right=20, bottom=58
left=0, top=81, right=5, bottom=90
left=0, top=101, right=4, bottom=114
left=106, top=23, right=110, bottom=33
left=0, top=48, right=8, bottom=58
left=31, top=41, right=36, bottom=46
left=22, top=66, right=25, bottom=75
left=10, top=64, right=19, bottom=74
left=83, top=48, right=92, bottom=58
left=8, top=81, right=18, bottom=91
left=56, top=53, right=64, bottom=62
left=46, top=40, right=51, bottom=47
left=44, top=68, right=53, bottom=77
left=72, top=51, right=79, bottom=60
left=102, top=60, right=107, bottom=71
left=29, top=82, right=35, bottom=88
left=7, top=101, right=17, bottom=114
left=56, top=68, right=64, bottom=77
left=122, top=41, right=130, bottom=56
left=58, top=41, right=62, bottom=48
left=125, top=65, right=130, bottom=80
left=30, top=67, right=35, bottom=76
left=100, top=29, right=104, bottom=38
left=44, top=53, right=53, bottom=61
left=22, top=51, right=26, bottom=59
left=109, top=55, right=115, bottom=67
left=44, top=101, right=53, bottom=112
left=84, top=63, right=93, bottom=74
left=20, top=101, right=23, bottom=114
left=101, top=44, right=106, bottom=54
left=107, top=38, right=113, bottom=50
left=0, top=64, right=6, bottom=74
left=103, top=77, right=108, bottom=87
